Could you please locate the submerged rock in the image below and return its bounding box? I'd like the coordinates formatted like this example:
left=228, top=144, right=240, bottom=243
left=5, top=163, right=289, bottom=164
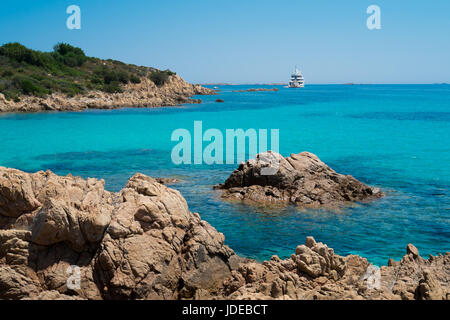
left=0, top=167, right=447, bottom=300
left=215, top=151, right=383, bottom=208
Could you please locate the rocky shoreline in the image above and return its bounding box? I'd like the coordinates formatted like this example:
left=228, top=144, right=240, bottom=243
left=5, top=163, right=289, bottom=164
left=0, top=167, right=448, bottom=300
left=215, top=151, right=383, bottom=208
left=0, top=75, right=215, bottom=113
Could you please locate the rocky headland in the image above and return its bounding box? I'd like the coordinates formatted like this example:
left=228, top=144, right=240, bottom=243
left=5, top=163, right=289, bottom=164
left=0, top=42, right=215, bottom=113
left=214, top=151, right=383, bottom=208
left=0, top=75, right=214, bottom=113
left=0, top=167, right=448, bottom=300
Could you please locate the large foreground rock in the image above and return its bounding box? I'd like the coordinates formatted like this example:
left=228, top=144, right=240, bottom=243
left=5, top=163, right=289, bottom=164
left=0, top=167, right=238, bottom=300
left=215, top=151, right=383, bottom=207
left=0, top=167, right=447, bottom=300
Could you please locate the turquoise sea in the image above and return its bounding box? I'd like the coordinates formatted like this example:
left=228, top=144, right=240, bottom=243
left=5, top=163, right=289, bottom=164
left=1, top=84, right=449, bottom=265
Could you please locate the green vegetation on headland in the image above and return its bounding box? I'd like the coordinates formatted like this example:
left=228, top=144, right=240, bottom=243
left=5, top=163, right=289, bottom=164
left=0, top=42, right=176, bottom=101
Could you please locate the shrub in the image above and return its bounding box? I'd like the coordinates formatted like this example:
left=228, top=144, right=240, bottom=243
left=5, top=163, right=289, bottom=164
left=62, top=52, right=83, bottom=67
left=0, top=42, right=43, bottom=66
left=98, top=70, right=129, bottom=85
left=149, top=69, right=175, bottom=87
left=21, top=79, right=41, bottom=95
left=53, top=43, right=87, bottom=67
left=40, top=79, right=56, bottom=90
left=130, top=74, right=141, bottom=84
left=13, top=76, right=47, bottom=96
left=90, top=76, right=103, bottom=85
left=2, top=70, right=13, bottom=77
left=53, top=43, right=85, bottom=57
left=102, top=81, right=123, bottom=93
left=117, top=71, right=129, bottom=84
left=103, top=70, right=118, bottom=84
left=30, top=73, right=45, bottom=81
left=59, top=81, right=84, bottom=96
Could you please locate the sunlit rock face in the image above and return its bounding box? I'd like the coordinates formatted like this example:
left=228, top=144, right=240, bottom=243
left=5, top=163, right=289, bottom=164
left=0, top=168, right=237, bottom=300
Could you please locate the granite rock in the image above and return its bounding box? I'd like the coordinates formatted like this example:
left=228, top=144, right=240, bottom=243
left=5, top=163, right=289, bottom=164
left=215, top=151, right=383, bottom=208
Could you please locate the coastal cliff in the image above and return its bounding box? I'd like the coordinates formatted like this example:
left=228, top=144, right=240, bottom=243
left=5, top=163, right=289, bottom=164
left=0, top=167, right=448, bottom=300
left=0, top=42, right=214, bottom=113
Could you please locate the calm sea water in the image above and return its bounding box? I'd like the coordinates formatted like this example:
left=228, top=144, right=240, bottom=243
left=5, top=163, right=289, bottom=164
left=1, top=84, right=449, bottom=265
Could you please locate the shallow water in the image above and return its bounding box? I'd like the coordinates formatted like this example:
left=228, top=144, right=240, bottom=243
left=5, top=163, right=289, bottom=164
left=1, top=84, right=449, bottom=265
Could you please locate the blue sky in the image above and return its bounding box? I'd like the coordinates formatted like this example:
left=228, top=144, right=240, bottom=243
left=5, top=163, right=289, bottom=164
left=0, top=0, right=449, bottom=84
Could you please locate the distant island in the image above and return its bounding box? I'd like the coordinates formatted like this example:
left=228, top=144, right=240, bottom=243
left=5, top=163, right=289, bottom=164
left=203, top=83, right=287, bottom=86
left=232, top=88, right=279, bottom=92
left=0, top=43, right=214, bottom=113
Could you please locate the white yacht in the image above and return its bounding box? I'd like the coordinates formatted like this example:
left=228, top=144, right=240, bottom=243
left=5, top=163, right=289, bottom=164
left=288, top=67, right=305, bottom=88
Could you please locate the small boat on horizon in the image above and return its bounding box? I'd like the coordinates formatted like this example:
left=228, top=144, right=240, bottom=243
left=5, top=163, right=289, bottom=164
left=287, top=67, right=305, bottom=88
